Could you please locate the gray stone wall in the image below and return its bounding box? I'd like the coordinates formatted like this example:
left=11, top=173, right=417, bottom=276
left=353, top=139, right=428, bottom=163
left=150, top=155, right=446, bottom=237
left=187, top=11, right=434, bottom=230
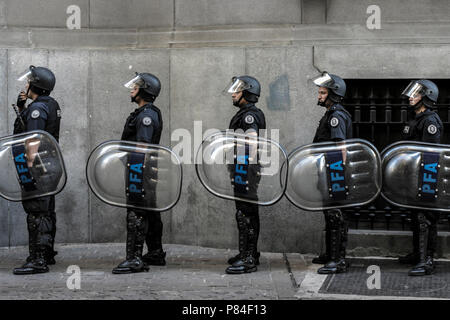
left=0, top=0, right=449, bottom=255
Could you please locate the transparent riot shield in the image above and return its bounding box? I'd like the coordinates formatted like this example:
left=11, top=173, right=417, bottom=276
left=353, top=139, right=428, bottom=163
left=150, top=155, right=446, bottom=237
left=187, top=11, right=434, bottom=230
left=195, top=131, right=288, bottom=205
left=0, top=130, right=66, bottom=201
left=86, top=141, right=182, bottom=211
left=285, top=139, right=381, bottom=211
left=381, top=141, right=450, bottom=212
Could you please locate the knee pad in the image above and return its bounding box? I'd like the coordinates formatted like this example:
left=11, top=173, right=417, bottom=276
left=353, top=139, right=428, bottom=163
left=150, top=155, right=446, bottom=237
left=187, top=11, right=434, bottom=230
left=127, top=211, right=139, bottom=232
left=326, top=209, right=343, bottom=226
left=236, top=210, right=248, bottom=231
left=26, top=214, right=39, bottom=233
left=417, top=213, right=430, bottom=230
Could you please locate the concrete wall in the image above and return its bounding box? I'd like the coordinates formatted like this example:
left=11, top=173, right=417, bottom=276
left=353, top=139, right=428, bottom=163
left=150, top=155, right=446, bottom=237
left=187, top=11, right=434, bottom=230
left=0, top=0, right=449, bottom=255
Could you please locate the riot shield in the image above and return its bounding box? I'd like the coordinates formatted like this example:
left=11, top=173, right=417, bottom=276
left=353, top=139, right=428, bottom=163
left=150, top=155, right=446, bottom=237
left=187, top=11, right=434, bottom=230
left=381, top=141, right=450, bottom=212
left=0, top=130, right=66, bottom=201
left=86, top=141, right=182, bottom=211
left=285, top=139, right=381, bottom=211
left=195, top=131, right=288, bottom=205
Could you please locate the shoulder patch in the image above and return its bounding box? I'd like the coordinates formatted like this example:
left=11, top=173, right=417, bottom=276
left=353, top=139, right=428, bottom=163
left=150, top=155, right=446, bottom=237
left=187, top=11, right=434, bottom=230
left=330, top=117, right=339, bottom=128
left=31, top=110, right=40, bottom=119
left=142, top=117, right=152, bottom=126
left=245, top=115, right=255, bottom=125
left=427, top=124, right=437, bottom=135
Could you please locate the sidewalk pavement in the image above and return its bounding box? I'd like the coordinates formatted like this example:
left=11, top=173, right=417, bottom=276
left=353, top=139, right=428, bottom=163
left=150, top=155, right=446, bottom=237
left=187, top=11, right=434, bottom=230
left=0, top=243, right=448, bottom=300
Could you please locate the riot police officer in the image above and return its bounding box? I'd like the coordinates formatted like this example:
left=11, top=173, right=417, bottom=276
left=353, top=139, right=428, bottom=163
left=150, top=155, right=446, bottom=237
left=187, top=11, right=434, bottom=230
left=13, top=66, right=61, bottom=275
left=223, top=76, right=266, bottom=274
left=399, top=79, right=443, bottom=276
left=112, top=72, right=166, bottom=274
left=310, top=72, right=352, bottom=274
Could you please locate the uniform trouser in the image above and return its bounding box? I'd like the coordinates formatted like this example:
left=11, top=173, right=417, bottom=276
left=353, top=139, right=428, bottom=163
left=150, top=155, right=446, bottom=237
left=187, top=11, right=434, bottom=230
left=146, top=211, right=163, bottom=252
left=323, top=209, right=348, bottom=261
left=410, top=210, right=438, bottom=261
left=234, top=201, right=260, bottom=259
left=22, top=195, right=56, bottom=258
left=126, top=209, right=163, bottom=260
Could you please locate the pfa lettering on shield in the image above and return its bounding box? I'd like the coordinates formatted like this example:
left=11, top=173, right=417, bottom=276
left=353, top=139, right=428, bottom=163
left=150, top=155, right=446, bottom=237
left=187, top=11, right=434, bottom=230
left=418, top=152, right=440, bottom=201
left=326, top=150, right=347, bottom=201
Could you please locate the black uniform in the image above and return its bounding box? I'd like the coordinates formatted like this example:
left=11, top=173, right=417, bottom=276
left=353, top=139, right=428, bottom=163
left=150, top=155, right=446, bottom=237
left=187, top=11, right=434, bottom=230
left=313, top=103, right=352, bottom=267
left=402, top=108, right=443, bottom=272
left=228, top=103, right=266, bottom=262
left=313, top=104, right=353, bottom=143
left=13, top=95, right=61, bottom=263
left=120, top=103, right=164, bottom=262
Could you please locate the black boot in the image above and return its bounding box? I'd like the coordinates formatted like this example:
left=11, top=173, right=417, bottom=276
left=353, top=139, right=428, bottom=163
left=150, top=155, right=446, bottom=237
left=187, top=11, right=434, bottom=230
left=113, top=211, right=149, bottom=274
left=14, top=213, right=50, bottom=275
left=226, top=256, right=258, bottom=274
left=318, top=227, right=347, bottom=274
left=409, top=256, right=434, bottom=276
left=228, top=210, right=247, bottom=265
left=409, top=214, right=433, bottom=276
left=14, top=249, right=49, bottom=275
left=229, top=252, right=260, bottom=265
left=226, top=211, right=258, bottom=274
left=142, top=248, right=166, bottom=266
left=228, top=211, right=260, bottom=265
left=112, top=256, right=148, bottom=274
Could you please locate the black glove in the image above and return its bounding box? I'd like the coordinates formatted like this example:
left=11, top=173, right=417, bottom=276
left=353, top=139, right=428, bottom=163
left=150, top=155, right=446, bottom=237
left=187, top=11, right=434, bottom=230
left=16, top=92, right=27, bottom=109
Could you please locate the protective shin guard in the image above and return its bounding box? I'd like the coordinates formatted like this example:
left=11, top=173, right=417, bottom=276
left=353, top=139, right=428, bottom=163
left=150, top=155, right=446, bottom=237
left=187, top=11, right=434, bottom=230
left=113, top=211, right=149, bottom=274
left=13, top=214, right=49, bottom=275
left=226, top=210, right=258, bottom=274
left=318, top=210, right=347, bottom=274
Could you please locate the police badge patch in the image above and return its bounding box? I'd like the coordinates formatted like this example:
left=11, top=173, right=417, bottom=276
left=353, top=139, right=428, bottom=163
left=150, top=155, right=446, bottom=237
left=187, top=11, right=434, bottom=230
left=427, top=124, right=437, bottom=135
left=330, top=117, right=339, bottom=127
left=142, top=117, right=152, bottom=126
left=245, top=115, right=255, bottom=125
left=31, top=110, right=40, bottom=119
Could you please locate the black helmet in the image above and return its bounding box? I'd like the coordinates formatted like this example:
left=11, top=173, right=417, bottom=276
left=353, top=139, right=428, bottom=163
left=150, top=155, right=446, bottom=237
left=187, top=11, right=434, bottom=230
left=18, top=65, right=56, bottom=94
left=312, top=71, right=346, bottom=102
left=124, top=72, right=161, bottom=102
left=402, top=79, right=439, bottom=108
left=224, top=75, right=261, bottom=103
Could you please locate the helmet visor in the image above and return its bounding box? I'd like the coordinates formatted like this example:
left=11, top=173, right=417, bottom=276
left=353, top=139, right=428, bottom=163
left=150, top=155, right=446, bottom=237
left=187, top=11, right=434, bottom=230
left=17, top=70, right=33, bottom=82
left=311, top=72, right=334, bottom=87
left=402, top=81, right=426, bottom=99
left=222, top=78, right=251, bottom=95
left=124, top=75, right=146, bottom=89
